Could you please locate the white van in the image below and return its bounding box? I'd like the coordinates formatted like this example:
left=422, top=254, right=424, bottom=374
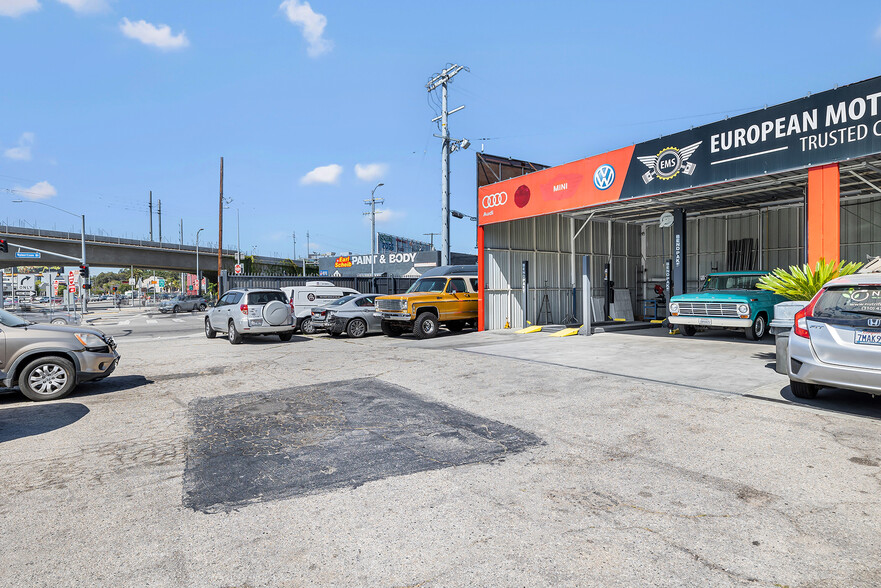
left=281, top=281, right=359, bottom=334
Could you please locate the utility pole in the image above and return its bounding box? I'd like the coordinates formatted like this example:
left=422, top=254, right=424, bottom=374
left=217, top=156, right=223, bottom=298
left=236, top=208, right=241, bottom=264
left=423, top=232, right=440, bottom=249
left=148, top=191, right=153, bottom=241
left=427, top=63, right=467, bottom=266
left=304, top=231, right=310, bottom=277
left=179, top=219, right=184, bottom=248
left=292, top=231, right=297, bottom=274
left=364, top=183, right=384, bottom=277
left=157, top=199, right=162, bottom=245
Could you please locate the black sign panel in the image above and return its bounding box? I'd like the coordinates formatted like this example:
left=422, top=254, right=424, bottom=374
left=619, top=76, right=881, bottom=200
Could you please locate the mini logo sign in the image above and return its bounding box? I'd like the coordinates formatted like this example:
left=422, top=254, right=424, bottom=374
left=593, top=164, right=615, bottom=190
left=637, top=141, right=702, bottom=184
left=482, top=191, right=508, bottom=208
left=334, top=256, right=352, bottom=268
left=869, top=318, right=881, bottom=327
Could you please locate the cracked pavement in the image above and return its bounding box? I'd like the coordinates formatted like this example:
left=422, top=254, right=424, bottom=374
left=1, top=326, right=880, bottom=587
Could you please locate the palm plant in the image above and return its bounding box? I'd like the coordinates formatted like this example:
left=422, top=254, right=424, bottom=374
left=757, top=258, right=863, bottom=301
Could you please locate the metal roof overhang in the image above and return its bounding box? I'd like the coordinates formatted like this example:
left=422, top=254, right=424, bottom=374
left=562, top=155, right=881, bottom=224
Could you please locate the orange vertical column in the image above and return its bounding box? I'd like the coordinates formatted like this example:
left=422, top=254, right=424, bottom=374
left=477, top=225, right=485, bottom=331
left=806, top=163, right=840, bottom=266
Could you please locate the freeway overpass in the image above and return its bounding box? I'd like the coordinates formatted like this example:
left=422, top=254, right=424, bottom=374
left=0, top=225, right=290, bottom=275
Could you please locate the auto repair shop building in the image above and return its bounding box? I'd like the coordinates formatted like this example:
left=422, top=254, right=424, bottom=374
left=477, top=76, right=881, bottom=331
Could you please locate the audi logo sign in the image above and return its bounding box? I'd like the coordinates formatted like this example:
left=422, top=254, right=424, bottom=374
left=482, top=191, right=508, bottom=208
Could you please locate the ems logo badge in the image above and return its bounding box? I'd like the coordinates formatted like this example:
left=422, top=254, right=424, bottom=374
left=593, top=164, right=615, bottom=190
left=637, top=141, right=702, bottom=184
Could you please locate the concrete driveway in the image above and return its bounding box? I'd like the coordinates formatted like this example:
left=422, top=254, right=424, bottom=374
left=1, top=326, right=879, bottom=587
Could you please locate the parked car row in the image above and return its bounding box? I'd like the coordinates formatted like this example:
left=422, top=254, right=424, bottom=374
left=204, top=268, right=481, bottom=346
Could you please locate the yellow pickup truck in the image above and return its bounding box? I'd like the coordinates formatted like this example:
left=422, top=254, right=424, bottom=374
left=375, top=268, right=478, bottom=339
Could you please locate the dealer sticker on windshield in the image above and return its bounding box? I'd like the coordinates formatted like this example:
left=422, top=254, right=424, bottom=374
left=855, top=330, right=881, bottom=346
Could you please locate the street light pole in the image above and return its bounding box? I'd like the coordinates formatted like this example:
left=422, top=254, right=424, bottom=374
left=364, top=182, right=384, bottom=277
left=12, top=199, right=87, bottom=315
left=196, top=228, right=204, bottom=296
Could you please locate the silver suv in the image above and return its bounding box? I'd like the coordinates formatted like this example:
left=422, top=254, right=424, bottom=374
left=205, top=288, right=296, bottom=344
left=159, top=294, right=208, bottom=313
left=0, top=308, right=120, bottom=401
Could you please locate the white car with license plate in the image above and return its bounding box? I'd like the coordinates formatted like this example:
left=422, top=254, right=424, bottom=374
left=205, top=288, right=295, bottom=344
left=788, top=273, right=881, bottom=398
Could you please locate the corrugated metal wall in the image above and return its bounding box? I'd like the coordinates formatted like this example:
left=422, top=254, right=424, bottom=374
left=484, top=214, right=641, bottom=330
left=483, top=197, right=878, bottom=331
left=841, top=196, right=881, bottom=262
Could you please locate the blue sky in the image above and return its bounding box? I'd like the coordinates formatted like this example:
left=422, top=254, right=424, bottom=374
left=2, top=0, right=881, bottom=260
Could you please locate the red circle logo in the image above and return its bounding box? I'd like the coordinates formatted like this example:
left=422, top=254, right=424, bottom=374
left=514, top=185, right=530, bottom=208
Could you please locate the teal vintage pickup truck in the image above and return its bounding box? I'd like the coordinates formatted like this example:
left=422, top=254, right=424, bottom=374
left=667, top=271, right=787, bottom=340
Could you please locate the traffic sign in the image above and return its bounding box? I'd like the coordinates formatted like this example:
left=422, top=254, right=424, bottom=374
left=68, top=271, right=76, bottom=286
left=234, top=264, right=243, bottom=275
left=15, top=251, right=40, bottom=259
left=158, top=278, right=166, bottom=287
left=128, top=278, right=136, bottom=286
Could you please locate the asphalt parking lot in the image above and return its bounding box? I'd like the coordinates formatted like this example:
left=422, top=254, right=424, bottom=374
left=2, top=323, right=880, bottom=587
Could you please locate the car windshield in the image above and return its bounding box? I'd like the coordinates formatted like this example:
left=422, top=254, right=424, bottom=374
left=406, top=278, right=448, bottom=293
left=0, top=309, right=29, bottom=327
left=813, top=285, right=881, bottom=319
left=328, top=295, right=357, bottom=306
left=700, top=275, right=763, bottom=291
left=248, top=291, right=287, bottom=304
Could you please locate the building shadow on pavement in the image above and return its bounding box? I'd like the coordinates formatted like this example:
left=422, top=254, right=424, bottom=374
left=0, top=402, right=89, bottom=443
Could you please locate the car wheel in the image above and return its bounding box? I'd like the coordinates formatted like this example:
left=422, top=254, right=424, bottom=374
left=50, top=318, right=68, bottom=325
left=681, top=325, right=697, bottom=336
left=790, top=379, right=819, bottom=399
left=228, top=321, right=243, bottom=345
left=347, top=318, right=368, bottom=338
left=173, top=305, right=180, bottom=314
left=205, top=317, right=217, bottom=339
left=299, top=317, right=316, bottom=335
left=745, top=313, right=767, bottom=340
left=381, top=320, right=402, bottom=337
left=413, top=312, right=439, bottom=340
left=198, top=303, right=207, bottom=311
left=278, top=332, right=293, bottom=342
left=446, top=320, right=465, bottom=332
left=18, top=356, right=76, bottom=401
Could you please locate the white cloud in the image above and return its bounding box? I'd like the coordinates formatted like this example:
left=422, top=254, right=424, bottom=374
left=300, top=163, right=342, bottom=185
left=15, top=180, right=57, bottom=200
left=119, top=17, right=189, bottom=50
left=374, top=209, right=405, bottom=223
left=56, top=0, right=109, bottom=14
left=354, top=163, right=388, bottom=182
left=0, top=0, right=40, bottom=17
left=279, top=0, right=332, bottom=57
left=4, top=132, right=35, bottom=161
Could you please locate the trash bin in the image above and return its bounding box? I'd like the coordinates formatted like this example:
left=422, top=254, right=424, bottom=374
left=769, top=301, right=809, bottom=375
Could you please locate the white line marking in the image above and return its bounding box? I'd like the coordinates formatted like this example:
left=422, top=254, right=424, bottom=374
left=172, top=318, right=184, bottom=323
left=119, top=320, right=131, bottom=325
left=146, top=319, right=158, bottom=324
left=710, top=146, right=788, bottom=166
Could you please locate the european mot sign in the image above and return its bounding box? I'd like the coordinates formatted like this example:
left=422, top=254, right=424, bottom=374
left=478, top=76, right=881, bottom=225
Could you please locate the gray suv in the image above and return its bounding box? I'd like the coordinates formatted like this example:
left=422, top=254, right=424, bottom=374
left=159, top=294, right=208, bottom=313
left=0, top=308, right=120, bottom=401
left=205, top=288, right=296, bottom=344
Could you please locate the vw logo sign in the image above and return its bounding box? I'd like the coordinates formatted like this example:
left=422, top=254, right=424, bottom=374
left=482, top=191, right=508, bottom=209
left=593, top=164, right=615, bottom=190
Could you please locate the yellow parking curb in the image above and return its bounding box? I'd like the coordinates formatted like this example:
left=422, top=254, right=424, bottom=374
left=548, top=328, right=579, bottom=337
left=515, top=325, right=543, bottom=334
left=612, top=318, right=626, bottom=322
left=650, top=319, right=665, bottom=324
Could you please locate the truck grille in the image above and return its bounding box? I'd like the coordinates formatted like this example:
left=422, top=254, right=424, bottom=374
left=376, top=299, right=405, bottom=311
left=677, top=302, right=739, bottom=317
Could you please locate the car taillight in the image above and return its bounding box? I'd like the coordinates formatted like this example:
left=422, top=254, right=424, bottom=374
left=793, top=289, right=823, bottom=339
left=240, top=304, right=248, bottom=314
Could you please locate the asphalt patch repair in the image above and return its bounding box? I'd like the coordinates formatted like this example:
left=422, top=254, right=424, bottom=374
left=183, top=378, right=542, bottom=513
